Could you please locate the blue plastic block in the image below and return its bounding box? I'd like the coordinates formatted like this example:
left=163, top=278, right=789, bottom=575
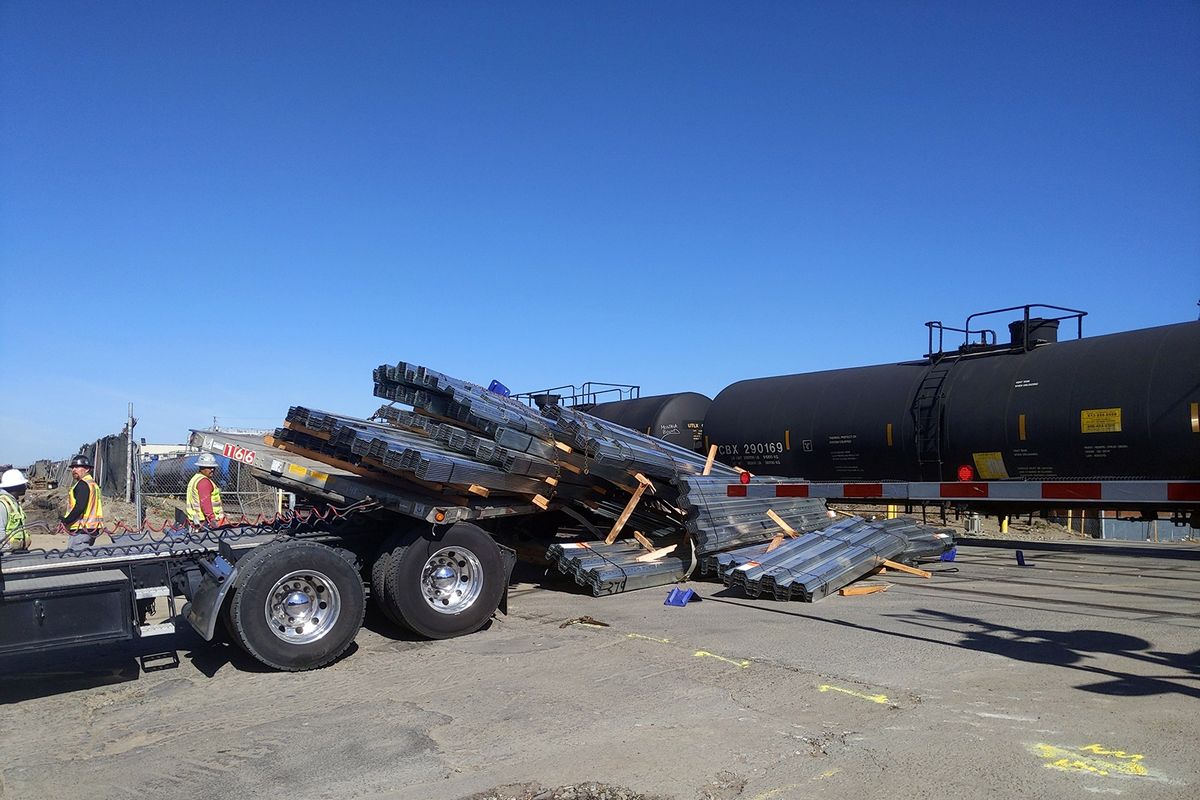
left=1016, top=549, right=1034, bottom=567
left=487, top=379, right=511, bottom=397
left=665, top=587, right=696, bottom=607
left=940, top=546, right=957, bottom=562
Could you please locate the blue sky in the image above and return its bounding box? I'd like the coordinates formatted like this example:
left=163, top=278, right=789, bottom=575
left=1, top=2, right=1197, bottom=465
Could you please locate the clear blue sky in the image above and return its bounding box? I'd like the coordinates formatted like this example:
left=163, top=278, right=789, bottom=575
left=2, top=2, right=1197, bottom=465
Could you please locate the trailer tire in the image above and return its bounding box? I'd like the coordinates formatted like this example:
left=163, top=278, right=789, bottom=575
left=228, top=540, right=365, bottom=671
left=370, top=530, right=410, bottom=629
left=382, top=522, right=505, bottom=639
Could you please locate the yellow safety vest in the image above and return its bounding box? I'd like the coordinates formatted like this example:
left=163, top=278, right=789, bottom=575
left=186, top=473, right=223, bottom=524
left=1, top=491, right=27, bottom=550
left=67, top=474, right=103, bottom=530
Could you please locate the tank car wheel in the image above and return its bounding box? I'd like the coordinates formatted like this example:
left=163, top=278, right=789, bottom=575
left=227, top=540, right=365, bottom=671
left=382, top=522, right=506, bottom=639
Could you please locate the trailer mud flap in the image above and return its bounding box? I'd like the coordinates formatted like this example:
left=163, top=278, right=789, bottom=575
left=0, top=570, right=134, bottom=656
left=497, top=543, right=517, bottom=617
left=182, top=559, right=239, bottom=642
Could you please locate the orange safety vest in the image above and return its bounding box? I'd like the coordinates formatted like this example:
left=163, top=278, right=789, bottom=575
left=67, top=473, right=104, bottom=530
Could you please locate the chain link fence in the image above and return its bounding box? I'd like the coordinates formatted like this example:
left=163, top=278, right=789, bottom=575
left=139, top=438, right=283, bottom=522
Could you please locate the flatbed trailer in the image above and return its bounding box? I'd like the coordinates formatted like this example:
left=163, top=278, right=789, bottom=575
left=1, top=433, right=527, bottom=672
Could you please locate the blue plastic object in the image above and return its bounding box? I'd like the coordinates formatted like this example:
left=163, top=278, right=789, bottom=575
left=940, top=546, right=957, bottom=562
left=665, top=587, right=696, bottom=607
left=487, top=380, right=511, bottom=397
left=1016, top=549, right=1034, bottom=567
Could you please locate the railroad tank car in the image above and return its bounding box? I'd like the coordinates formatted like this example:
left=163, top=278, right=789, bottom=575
left=584, top=392, right=711, bottom=453
left=141, top=453, right=233, bottom=493
left=703, top=315, right=1200, bottom=482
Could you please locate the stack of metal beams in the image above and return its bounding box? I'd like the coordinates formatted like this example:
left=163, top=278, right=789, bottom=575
left=704, top=516, right=955, bottom=601
left=676, top=475, right=832, bottom=554
left=546, top=541, right=691, bottom=597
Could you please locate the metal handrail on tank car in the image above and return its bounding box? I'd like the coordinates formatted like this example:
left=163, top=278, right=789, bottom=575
left=514, top=382, right=641, bottom=409
left=965, top=303, right=1087, bottom=352
left=924, top=322, right=997, bottom=361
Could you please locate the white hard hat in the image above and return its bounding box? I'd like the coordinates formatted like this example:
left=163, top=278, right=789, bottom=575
left=196, top=453, right=219, bottom=469
left=0, top=469, right=28, bottom=489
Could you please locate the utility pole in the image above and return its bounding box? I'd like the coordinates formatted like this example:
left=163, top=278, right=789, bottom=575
left=125, top=402, right=134, bottom=503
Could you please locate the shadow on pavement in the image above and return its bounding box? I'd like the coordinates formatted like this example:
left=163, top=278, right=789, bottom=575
left=700, top=593, right=1200, bottom=700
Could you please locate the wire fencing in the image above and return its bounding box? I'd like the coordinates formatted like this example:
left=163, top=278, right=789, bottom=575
left=139, top=444, right=283, bottom=522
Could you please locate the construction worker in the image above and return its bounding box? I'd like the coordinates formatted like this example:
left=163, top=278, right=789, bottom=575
left=62, top=454, right=104, bottom=549
left=186, top=452, right=225, bottom=527
left=0, top=468, right=30, bottom=552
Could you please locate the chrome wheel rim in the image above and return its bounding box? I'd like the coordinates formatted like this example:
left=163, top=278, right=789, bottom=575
left=422, top=546, right=483, bottom=614
left=265, top=569, right=341, bottom=644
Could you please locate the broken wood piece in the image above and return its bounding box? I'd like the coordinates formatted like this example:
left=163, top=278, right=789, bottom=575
left=839, top=584, right=890, bottom=596
left=467, top=484, right=490, bottom=497
left=881, top=559, right=932, bottom=578
left=635, top=544, right=678, bottom=563
left=766, top=508, right=799, bottom=538
left=531, top=494, right=550, bottom=510
left=702, top=444, right=718, bottom=476
left=632, top=531, right=656, bottom=552
left=604, top=480, right=651, bottom=544
left=765, top=534, right=786, bottom=553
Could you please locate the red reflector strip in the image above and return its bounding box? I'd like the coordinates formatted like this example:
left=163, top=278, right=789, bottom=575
left=1167, top=483, right=1200, bottom=501
left=775, top=485, right=810, bottom=497
left=940, top=482, right=989, bottom=499
left=843, top=483, right=884, bottom=498
left=1042, top=483, right=1102, bottom=500
left=727, top=485, right=747, bottom=497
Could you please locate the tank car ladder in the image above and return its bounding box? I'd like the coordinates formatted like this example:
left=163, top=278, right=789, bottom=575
left=912, top=366, right=951, bottom=477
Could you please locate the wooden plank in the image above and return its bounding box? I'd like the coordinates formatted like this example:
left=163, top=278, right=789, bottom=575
left=702, top=444, right=718, bottom=476
left=604, top=481, right=650, bottom=544
left=881, top=559, right=932, bottom=579
left=635, top=544, right=678, bottom=563
left=554, top=441, right=573, bottom=453
left=766, top=508, right=799, bottom=538
left=839, top=583, right=890, bottom=596
left=543, top=476, right=559, bottom=487
left=531, top=494, right=550, bottom=510
left=632, top=531, right=656, bottom=552
left=467, top=484, right=490, bottom=497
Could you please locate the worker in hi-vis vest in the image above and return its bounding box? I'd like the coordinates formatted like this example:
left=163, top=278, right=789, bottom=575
left=62, top=454, right=104, bottom=549
left=0, top=468, right=30, bottom=552
left=186, top=452, right=225, bottom=526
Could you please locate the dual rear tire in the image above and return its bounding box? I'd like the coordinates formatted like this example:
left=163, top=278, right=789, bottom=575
left=372, top=522, right=507, bottom=639
left=219, top=522, right=506, bottom=670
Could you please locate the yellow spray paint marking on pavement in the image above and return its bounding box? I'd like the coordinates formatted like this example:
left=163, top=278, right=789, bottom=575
left=748, top=785, right=804, bottom=800
left=1031, top=743, right=1149, bottom=777
left=818, top=684, right=890, bottom=705
left=626, top=633, right=671, bottom=643
left=694, top=650, right=751, bottom=668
